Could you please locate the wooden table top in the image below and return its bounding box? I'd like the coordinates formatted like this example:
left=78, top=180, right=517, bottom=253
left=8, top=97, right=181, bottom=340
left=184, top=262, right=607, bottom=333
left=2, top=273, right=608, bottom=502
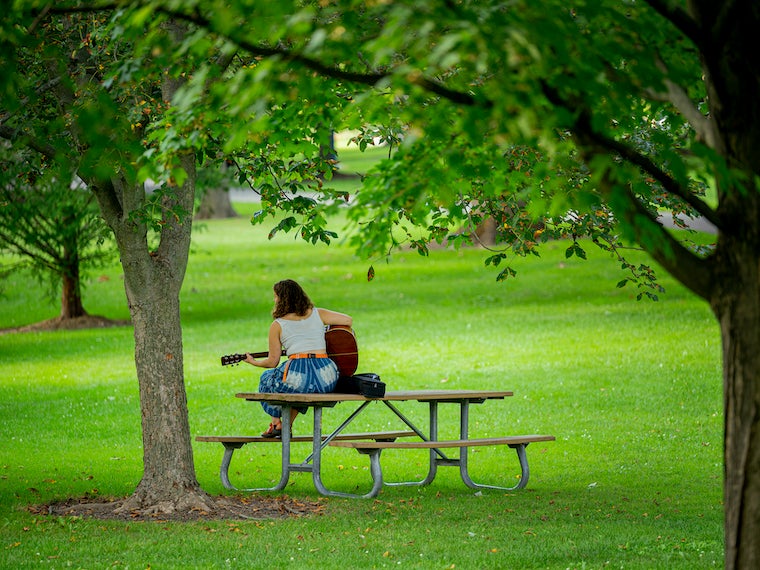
left=236, top=389, right=513, bottom=403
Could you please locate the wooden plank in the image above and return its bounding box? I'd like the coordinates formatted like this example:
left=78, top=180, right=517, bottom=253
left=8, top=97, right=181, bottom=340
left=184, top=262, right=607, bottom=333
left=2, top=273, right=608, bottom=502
left=384, top=390, right=513, bottom=402
left=329, top=435, right=556, bottom=449
left=196, top=430, right=417, bottom=444
left=235, top=389, right=514, bottom=403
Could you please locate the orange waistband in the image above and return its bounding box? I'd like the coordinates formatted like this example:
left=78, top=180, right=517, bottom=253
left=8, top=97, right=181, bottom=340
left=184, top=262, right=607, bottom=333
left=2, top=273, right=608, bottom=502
left=288, top=352, right=328, bottom=359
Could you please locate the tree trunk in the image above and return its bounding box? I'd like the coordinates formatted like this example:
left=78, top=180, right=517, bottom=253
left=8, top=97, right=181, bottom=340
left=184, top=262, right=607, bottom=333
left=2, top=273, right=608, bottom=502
left=113, top=18, right=212, bottom=511
left=59, top=225, right=87, bottom=319
left=92, top=164, right=214, bottom=515
left=711, top=239, right=760, bottom=569
left=120, top=260, right=208, bottom=513
left=60, top=266, right=86, bottom=319
left=109, top=157, right=213, bottom=515
left=696, top=1, right=760, bottom=562
left=195, top=186, right=238, bottom=220
left=474, top=217, right=497, bottom=246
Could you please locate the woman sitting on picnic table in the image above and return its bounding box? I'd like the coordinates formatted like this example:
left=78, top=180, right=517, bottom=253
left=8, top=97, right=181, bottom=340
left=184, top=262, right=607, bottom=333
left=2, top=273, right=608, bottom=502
left=244, top=279, right=353, bottom=438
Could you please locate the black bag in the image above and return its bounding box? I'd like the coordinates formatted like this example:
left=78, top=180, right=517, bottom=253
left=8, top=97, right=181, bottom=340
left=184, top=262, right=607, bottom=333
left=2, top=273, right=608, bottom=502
left=335, top=373, right=386, bottom=398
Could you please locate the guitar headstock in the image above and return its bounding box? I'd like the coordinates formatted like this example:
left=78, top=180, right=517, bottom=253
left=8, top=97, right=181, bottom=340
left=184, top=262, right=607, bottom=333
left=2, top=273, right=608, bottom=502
left=221, top=353, right=247, bottom=366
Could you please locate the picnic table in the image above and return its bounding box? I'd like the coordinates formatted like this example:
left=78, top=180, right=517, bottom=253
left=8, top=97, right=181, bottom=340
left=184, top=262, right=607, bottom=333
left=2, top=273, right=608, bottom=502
left=197, top=389, right=554, bottom=499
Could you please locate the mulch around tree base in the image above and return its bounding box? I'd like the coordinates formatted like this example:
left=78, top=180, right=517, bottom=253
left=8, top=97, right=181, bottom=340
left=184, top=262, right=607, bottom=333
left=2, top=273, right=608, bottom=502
left=0, top=314, right=131, bottom=334
left=31, top=495, right=325, bottom=522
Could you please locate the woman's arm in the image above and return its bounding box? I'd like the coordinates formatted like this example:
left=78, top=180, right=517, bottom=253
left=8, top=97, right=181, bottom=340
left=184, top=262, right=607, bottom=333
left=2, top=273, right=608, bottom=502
left=317, top=308, right=353, bottom=327
left=245, top=321, right=283, bottom=368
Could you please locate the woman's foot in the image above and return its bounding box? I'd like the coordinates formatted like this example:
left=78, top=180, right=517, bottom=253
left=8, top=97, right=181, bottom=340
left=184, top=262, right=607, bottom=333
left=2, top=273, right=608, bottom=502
left=261, top=421, right=282, bottom=438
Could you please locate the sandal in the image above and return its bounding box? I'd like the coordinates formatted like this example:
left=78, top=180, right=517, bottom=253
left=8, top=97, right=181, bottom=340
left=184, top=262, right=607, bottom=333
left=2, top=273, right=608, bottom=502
left=261, top=422, right=282, bottom=438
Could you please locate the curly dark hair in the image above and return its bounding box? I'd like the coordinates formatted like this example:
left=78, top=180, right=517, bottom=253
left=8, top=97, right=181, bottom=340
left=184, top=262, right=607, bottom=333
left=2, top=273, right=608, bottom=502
left=272, top=279, right=314, bottom=318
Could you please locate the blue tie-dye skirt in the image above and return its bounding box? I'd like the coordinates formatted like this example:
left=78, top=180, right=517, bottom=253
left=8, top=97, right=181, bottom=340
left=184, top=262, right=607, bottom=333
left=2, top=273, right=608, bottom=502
left=258, top=356, right=339, bottom=417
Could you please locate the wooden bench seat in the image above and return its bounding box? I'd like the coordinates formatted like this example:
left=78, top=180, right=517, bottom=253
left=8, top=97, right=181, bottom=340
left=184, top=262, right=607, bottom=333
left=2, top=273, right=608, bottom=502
left=196, top=430, right=416, bottom=445
left=329, top=434, right=555, bottom=450
left=329, top=434, right=555, bottom=492
left=196, top=431, right=417, bottom=492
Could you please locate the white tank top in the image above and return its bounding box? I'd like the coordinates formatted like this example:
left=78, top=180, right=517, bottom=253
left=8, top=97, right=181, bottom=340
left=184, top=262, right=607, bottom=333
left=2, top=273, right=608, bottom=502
left=276, top=309, right=326, bottom=355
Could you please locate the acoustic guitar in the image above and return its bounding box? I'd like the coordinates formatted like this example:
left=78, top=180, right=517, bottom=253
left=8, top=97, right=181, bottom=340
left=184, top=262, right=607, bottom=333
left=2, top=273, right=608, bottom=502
left=220, top=324, right=359, bottom=378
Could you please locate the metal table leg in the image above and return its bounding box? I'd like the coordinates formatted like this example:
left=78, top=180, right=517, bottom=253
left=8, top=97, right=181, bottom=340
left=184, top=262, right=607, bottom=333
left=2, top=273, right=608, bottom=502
left=379, top=400, right=447, bottom=487
left=310, top=405, right=384, bottom=498
left=217, top=405, right=294, bottom=492
left=457, top=400, right=531, bottom=491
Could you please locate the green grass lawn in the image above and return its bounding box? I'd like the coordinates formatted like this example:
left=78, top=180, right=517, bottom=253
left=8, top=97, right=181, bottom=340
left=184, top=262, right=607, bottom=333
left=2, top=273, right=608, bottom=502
left=334, top=138, right=391, bottom=175
left=0, top=207, right=723, bottom=569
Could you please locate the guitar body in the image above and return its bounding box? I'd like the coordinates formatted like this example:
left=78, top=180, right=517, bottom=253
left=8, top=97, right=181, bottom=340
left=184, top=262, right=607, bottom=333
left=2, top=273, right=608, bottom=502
left=221, top=324, right=359, bottom=378
left=324, top=325, right=359, bottom=378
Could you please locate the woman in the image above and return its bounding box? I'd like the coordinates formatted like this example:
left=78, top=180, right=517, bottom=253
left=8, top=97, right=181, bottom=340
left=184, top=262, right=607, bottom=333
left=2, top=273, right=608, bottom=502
left=245, top=279, right=352, bottom=437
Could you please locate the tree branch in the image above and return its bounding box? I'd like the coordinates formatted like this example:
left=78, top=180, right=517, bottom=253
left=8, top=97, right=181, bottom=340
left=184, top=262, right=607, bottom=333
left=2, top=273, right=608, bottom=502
left=48, top=2, right=489, bottom=107
left=542, top=81, right=721, bottom=229
left=645, top=76, right=718, bottom=149
left=594, top=165, right=714, bottom=301
left=150, top=6, right=488, bottom=107
left=0, top=125, right=58, bottom=159
left=579, top=114, right=721, bottom=228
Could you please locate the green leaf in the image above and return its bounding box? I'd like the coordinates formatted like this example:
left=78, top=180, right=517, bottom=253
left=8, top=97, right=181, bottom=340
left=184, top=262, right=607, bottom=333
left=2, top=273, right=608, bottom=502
left=172, top=167, right=188, bottom=188
left=484, top=253, right=507, bottom=267
left=496, top=266, right=517, bottom=281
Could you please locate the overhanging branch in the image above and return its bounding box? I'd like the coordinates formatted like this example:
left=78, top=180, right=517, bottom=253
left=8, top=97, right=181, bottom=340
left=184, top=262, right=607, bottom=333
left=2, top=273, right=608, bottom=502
left=594, top=165, right=714, bottom=301
left=155, top=6, right=487, bottom=108
left=543, top=83, right=722, bottom=228
left=542, top=80, right=721, bottom=230
left=645, top=76, right=718, bottom=150
left=579, top=117, right=721, bottom=229
left=0, top=125, right=58, bottom=160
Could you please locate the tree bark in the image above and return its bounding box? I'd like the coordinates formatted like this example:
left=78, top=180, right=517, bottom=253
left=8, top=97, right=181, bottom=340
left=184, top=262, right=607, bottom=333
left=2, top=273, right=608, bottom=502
left=713, top=257, right=760, bottom=569
left=718, top=278, right=760, bottom=568
left=121, top=236, right=205, bottom=512
left=60, top=267, right=86, bottom=319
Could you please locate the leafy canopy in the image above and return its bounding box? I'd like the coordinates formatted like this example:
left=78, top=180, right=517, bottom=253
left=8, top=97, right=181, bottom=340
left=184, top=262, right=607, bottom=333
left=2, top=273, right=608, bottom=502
left=141, top=0, right=713, bottom=299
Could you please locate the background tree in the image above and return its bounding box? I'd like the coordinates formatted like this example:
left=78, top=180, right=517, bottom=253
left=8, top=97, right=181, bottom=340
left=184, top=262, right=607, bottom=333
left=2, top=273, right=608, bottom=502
left=0, top=148, right=116, bottom=323
left=194, top=163, right=238, bottom=220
